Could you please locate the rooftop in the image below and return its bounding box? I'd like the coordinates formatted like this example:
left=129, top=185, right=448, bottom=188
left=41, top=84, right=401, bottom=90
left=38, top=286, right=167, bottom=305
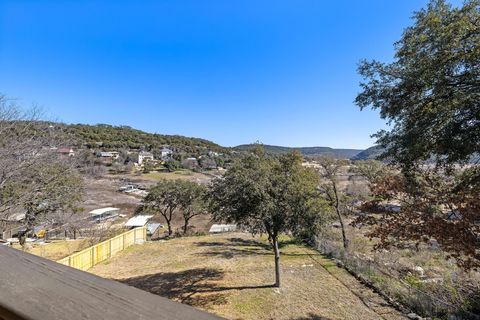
left=89, top=207, right=120, bottom=216
left=0, top=246, right=222, bottom=320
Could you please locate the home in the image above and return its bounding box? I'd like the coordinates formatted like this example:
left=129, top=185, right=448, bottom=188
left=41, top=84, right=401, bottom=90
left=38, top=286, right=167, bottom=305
left=138, top=151, right=154, bottom=165
left=160, top=147, right=173, bottom=159
left=99, top=151, right=120, bottom=159
left=181, top=157, right=199, bottom=169
left=54, top=147, right=75, bottom=157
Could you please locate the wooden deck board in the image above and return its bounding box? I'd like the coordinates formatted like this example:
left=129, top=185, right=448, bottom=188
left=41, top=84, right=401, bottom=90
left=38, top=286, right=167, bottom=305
left=0, top=246, right=223, bottom=320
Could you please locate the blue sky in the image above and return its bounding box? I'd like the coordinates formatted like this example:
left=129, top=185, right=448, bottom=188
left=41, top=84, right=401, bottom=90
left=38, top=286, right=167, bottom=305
left=0, top=1, right=461, bottom=148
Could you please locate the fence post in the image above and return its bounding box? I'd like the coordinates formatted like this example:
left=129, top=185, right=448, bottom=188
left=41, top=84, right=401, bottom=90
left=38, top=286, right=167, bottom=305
left=123, top=233, right=126, bottom=250
left=109, top=239, right=112, bottom=258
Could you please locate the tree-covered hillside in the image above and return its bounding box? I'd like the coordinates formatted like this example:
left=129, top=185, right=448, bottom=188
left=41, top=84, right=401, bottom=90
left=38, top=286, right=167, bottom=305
left=57, top=123, right=230, bottom=154
left=350, top=146, right=384, bottom=161
left=234, top=144, right=362, bottom=159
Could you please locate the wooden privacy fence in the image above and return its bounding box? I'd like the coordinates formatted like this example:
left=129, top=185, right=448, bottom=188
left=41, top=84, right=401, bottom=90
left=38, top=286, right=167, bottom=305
left=57, top=227, right=147, bottom=271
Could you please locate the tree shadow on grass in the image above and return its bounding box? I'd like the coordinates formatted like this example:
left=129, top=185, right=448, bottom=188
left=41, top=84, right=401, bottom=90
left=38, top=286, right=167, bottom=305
left=290, top=314, right=332, bottom=320
left=196, top=237, right=319, bottom=259
left=119, top=267, right=275, bottom=308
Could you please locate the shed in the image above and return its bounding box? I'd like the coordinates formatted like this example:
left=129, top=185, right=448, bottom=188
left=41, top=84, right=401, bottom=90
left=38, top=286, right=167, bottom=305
left=125, top=215, right=153, bottom=228
left=209, top=224, right=237, bottom=233
left=146, top=222, right=162, bottom=236
left=89, top=207, right=120, bottom=222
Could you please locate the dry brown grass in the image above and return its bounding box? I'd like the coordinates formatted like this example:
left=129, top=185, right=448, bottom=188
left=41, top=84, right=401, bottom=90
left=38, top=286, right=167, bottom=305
left=13, top=239, right=89, bottom=260
left=89, top=233, right=406, bottom=320
left=136, top=170, right=213, bottom=184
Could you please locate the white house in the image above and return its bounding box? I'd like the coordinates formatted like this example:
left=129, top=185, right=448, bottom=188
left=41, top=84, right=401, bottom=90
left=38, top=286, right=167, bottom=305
left=138, top=151, right=154, bottom=165
left=160, top=147, right=173, bottom=159
left=99, top=151, right=119, bottom=159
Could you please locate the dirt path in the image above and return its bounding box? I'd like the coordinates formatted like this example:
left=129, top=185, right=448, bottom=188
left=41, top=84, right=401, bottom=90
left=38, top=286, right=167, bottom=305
left=90, top=233, right=407, bottom=320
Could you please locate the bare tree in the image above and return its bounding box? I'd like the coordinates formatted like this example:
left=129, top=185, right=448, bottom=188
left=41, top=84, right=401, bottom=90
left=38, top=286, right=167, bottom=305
left=317, top=156, right=349, bottom=250
left=0, top=94, right=84, bottom=242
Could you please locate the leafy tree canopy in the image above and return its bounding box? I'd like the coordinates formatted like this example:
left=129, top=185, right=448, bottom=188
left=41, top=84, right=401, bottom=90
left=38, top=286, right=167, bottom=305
left=209, top=147, right=329, bottom=287
left=356, top=0, right=480, bottom=168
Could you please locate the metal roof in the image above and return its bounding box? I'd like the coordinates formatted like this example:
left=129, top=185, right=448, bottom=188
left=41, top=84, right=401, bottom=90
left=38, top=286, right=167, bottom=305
left=209, top=224, right=237, bottom=233
left=89, top=207, right=120, bottom=216
left=146, top=222, right=162, bottom=235
left=125, top=215, right=153, bottom=227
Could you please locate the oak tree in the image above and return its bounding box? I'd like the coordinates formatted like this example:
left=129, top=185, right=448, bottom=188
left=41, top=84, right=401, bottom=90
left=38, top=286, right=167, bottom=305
left=209, top=148, right=327, bottom=287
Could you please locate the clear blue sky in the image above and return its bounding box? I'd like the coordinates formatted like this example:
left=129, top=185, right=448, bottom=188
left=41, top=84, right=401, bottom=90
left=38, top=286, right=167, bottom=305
left=0, top=1, right=461, bottom=149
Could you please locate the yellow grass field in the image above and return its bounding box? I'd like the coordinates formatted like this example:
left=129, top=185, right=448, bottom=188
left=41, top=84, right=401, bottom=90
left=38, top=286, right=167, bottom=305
left=139, top=170, right=213, bottom=183
left=90, top=233, right=406, bottom=320
left=13, top=239, right=89, bottom=261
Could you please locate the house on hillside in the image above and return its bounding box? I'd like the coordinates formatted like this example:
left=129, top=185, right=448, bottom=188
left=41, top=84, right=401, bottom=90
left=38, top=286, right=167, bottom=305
left=208, top=151, right=220, bottom=157
left=53, top=147, right=75, bottom=157
left=99, top=151, right=120, bottom=160
left=160, top=147, right=173, bottom=159
left=181, top=157, right=199, bottom=170
left=138, top=151, right=154, bottom=165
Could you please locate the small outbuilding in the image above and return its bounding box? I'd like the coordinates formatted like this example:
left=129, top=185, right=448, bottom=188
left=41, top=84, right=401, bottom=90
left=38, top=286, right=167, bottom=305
left=146, top=222, right=162, bottom=238
left=125, top=215, right=153, bottom=228
left=89, top=207, right=120, bottom=222
left=209, top=224, right=237, bottom=233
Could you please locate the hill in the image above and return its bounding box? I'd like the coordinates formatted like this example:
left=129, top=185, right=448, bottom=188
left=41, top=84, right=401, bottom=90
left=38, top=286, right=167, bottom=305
left=54, top=123, right=230, bottom=154
left=235, top=144, right=362, bottom=159
left=350, top=146, right=384, bottom=161
left=351, top=146, right=480, bottom=164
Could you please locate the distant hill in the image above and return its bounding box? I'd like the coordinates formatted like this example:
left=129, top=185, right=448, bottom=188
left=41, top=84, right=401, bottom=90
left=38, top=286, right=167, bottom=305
left=350, top=146, right=385, bottom=161
left=234, top=144, right=363, bottom=159
left=352, top=145, right=480, bottom=164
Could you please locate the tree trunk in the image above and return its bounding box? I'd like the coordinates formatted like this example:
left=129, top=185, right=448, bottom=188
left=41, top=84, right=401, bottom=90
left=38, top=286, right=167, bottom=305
left=273, top=237, right=281, bottom=288
left=166, top=219, right=173, bottom=237
left=333, top=183, right=349, bottom=250
left=161, top=210, right=173, bottom=237
left=183, top=217, right=190, bottom=235
left=336, top=207, right=349, bottom=250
